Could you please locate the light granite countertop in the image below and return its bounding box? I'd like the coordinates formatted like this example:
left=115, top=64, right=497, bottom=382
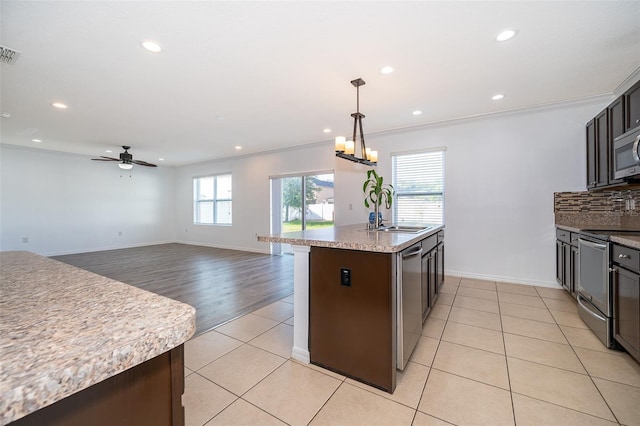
left=556, top=224, right=640, bottom=250
left=258, top=223, right=443, bottom=253
left=0, top=251, right=196, bottom=425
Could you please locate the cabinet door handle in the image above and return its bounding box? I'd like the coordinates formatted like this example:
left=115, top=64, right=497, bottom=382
left=618, top=253, right=630, bottom=259
left=636, top=118, right=639, bottom=124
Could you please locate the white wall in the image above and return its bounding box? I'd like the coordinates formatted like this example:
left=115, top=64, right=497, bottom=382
left=337, top=99, right=610, bottom=285
left=174, top=144, right=335, bottom=252
left=0, top=145, right=176, bottom=255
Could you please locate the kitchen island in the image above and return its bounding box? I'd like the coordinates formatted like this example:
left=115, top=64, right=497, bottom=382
left=0, top=251, right=196, bottom=426
left=258, top=223, right=443, bottom=392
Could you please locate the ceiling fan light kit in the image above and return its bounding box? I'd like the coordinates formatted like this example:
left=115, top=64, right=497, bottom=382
left=335, top=78, right=378, bottom=167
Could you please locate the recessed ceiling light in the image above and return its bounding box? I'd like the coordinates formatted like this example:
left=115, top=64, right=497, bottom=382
left=496, top=29, right=517, bottom=42
left=323, top=128, right=331, bottom=133
left=52, top=102, right=68, bottom=109
left=412, top=110, right=422, bottom=116
left=492, top=94, right=505, bottom=100
left=105, top=150, right=112, bottom=153
left=158, top=158, right=165, bottom=161
left=235, top=145, right=242, bottom=150
left=141, top=40, right=162, bottom=53
left=1, top=112, right=11, bottom=118
left=380, top=66, right=394, bottom=75
left=32, top=139, right=42, bottom=143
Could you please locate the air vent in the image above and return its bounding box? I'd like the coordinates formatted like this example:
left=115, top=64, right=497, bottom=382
left=0, top=46, right=21, bottom=65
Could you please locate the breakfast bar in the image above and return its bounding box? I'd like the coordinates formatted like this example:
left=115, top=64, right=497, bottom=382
left=258, top=223, right=444, bottom=392
left=0, top=251, right=196, bottom=426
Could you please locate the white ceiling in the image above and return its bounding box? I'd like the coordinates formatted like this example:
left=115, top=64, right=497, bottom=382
left=1, top=1, right=639, bottom=167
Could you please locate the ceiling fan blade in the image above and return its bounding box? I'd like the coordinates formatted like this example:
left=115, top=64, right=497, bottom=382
left=91, top=156, right=119, bottom=161
left=132, top=159, right=158, bottom=167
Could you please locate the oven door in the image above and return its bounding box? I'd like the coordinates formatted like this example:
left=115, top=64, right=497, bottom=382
left=613, top=128, right=640, bottom=179
left=577, top=238, right=610, bottom=316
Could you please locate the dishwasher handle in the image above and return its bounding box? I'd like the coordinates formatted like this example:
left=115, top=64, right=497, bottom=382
left=578, top=238, right=607, bottom=251
left=402, top=246, right=423, bottom=259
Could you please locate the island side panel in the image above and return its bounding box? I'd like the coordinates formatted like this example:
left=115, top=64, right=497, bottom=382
left=11, top=345, right=185, bottom=426
left=309, top=247, right=396, bottom=393
left=291, top=244, right=311, bottom=363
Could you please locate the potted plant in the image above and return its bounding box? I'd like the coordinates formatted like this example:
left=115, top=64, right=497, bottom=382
left=363, top=169, right=395, bottom=229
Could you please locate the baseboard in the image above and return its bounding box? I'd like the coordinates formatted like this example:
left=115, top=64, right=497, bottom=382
left=291, top=346, right=310, bottom=364
left=446, top=269, right=561, bottom=289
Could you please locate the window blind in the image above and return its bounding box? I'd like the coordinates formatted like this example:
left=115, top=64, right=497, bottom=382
left=392, top=150, right=445, bottom=224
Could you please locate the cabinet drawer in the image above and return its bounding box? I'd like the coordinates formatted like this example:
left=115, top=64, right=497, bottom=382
left=421, top=234, right=437, bottom=253
left=556, top=229, right=572, bottom=244
left=612, top=244, right=640, bottom=272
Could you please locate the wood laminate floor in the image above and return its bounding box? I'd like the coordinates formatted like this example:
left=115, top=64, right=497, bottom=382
left=53, top=243, right=294, bottom=336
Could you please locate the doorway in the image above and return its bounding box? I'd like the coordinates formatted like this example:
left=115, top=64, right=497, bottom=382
left=270, top=172, right=334, bottom=254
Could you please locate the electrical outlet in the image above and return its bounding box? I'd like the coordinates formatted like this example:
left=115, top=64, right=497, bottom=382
left=349, top=203, right=353, bottom=211
left=118, top=231, right=122, bottom=236
left=340, top=268, right=351, bottom=287
left=22, top=237, right=28, bottom=244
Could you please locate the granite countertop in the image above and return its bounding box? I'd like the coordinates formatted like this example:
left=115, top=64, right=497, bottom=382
left=258, top=223, right=443, bottom=253
left=556, top=224, right=640, bottom=250
left=0, top=251, right=196, bottom=425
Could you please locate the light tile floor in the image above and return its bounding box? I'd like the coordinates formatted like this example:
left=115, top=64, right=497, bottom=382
left=183, top=276, right=640, bottom=426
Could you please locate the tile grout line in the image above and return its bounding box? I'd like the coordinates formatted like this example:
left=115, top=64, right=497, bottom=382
left=553, top=306, right=622, bottom=424
left=187, top=305, right=298, bottom=425
left=495, top=281, right=518, bottom=426
left=537, top=286, right=621, bottom=425
left=414, top=277, right=458, bottom=423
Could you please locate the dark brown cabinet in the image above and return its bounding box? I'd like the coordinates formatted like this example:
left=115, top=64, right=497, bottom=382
left=309, top=247, right=396, bottom=392
left=13, top=346, right=186, bottom=426
left=612, top=244, right=640, bottom=363
left=436, top=230, right=445, bottom=291
left=420, top=230, right=445, bottom=322
left=555, top=228, right=577, bottom=297
left=421, top=234, right=438, bottom=321
left=586, top=119, right=598, bottom=189
left=585, top=77, right=640, bottom=191
left=609, top=96, right=626, bottom=140
left=596, top=109, right=610, bottom=186
left=626, top=79, right=640, bottom=131
left=587, top=108, right=618, bottom=189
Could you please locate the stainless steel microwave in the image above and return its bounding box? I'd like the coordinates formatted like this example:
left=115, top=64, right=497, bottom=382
left=613, top=126, right=640, bottom=180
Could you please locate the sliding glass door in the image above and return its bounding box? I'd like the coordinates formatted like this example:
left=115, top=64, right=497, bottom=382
left=270, top=172, right=334, bottom=254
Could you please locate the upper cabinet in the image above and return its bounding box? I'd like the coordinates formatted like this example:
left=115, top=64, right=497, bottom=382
left=586, top=119, right=597, bottom=189
left=596, top=109, right=610, bottom=187
left=626, top=79, right=640, bottom=132
left=585, top=77, right=640, bottom=191
left=609, top=96, right=626, bottom=140
left=587, top=107, right=621, bottom=189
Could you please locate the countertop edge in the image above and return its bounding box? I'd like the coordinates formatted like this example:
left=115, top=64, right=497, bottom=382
left=258, top=224, right=443, bottom=253
left=555, top=224, right=640, bottom=250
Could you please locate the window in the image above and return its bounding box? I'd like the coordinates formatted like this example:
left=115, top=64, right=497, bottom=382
left=193, top=174, right=232, bottom=224
left=392, top=150, right=444, bottom=224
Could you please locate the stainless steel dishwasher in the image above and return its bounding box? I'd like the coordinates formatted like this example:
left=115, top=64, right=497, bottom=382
left=397, top=243, right=423, bottom=370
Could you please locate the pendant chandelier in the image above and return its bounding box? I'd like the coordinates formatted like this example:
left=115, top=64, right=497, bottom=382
left=334, top=78, right=378, bottom=166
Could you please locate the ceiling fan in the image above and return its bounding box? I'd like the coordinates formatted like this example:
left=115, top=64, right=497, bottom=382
left=91, top=146, right=157, bottom=169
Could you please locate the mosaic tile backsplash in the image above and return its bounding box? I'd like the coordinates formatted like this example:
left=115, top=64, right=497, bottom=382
left=554, top=188, right=640, bottom=228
